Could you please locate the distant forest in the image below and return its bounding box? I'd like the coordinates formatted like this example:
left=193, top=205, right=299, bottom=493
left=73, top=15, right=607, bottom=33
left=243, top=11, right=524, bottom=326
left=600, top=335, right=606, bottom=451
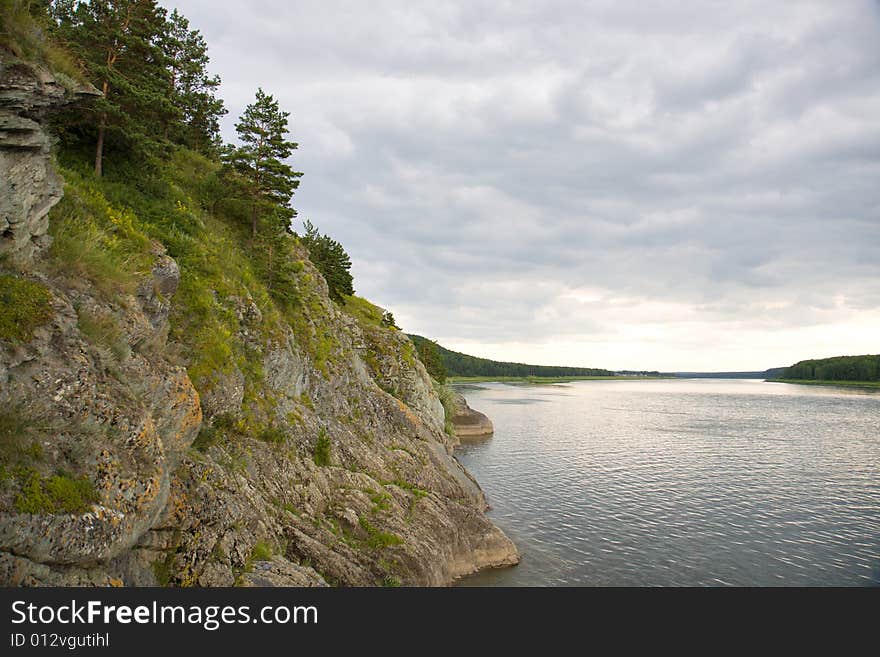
left=408, top=335, right=614, bottom=378
left=677, top=368, right=784, bottom=379
left=779, top=355, right=880, bottom=382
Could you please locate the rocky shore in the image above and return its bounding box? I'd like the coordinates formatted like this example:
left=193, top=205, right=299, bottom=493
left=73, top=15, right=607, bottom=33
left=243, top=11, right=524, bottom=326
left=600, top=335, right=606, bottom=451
left=450, top=391, right=495, bottom=439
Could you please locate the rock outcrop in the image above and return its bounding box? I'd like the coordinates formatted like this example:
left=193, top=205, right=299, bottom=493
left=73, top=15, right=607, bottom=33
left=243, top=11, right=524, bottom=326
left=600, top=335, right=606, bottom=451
left=450, top=391, right=495, bottom=438
left=0, top=52, right=97, bottom=263
left=0, top=51, right=517, bottom=587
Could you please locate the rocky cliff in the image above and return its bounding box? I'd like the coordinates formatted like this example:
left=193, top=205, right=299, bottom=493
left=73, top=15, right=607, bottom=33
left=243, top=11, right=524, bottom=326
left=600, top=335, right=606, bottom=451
left=0, top=54, right=517, bottom=586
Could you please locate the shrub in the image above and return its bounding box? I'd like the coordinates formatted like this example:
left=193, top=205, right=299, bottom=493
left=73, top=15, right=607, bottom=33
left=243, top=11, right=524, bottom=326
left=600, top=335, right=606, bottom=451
left=0, top=275, right=53, bottom=343
left=14, top=469, right=98, bottom=514
left=250, top=541, right=273, bottom=562
left=313, top=427, right=331, bottom=466
left=416, top=338, right=447, bottom=383
left=434, top=382, right=458, bottom=437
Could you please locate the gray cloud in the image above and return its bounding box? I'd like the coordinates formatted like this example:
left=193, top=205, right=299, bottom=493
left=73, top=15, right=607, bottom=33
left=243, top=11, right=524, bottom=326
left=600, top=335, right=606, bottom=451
left=170, top=0, right=880, bottom=370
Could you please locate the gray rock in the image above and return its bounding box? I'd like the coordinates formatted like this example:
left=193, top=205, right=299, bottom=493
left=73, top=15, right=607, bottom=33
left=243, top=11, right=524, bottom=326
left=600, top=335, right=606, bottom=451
left=0, top=53, right=98, bottom=263
left=450, top=391, right=495, bottom=438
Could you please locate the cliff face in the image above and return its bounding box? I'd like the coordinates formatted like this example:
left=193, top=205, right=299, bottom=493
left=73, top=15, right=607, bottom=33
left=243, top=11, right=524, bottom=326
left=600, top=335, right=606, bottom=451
left=0, top=52, right=96, bottom=262
left=0, top=54, right=517, bottom=587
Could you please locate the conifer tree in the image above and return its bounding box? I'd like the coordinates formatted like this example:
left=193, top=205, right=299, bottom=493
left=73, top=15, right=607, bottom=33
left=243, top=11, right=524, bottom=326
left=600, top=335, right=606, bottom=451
left=225, top=88, right=302, bottom=237
left=300, top=220, right=354, bottom=302
left=55, top=0, right=174, bottom=177
left=162, top=9, right=225, bottom=153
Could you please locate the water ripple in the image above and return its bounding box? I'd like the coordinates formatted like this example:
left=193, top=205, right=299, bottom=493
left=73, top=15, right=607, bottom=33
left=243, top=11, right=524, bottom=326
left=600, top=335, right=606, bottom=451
left=456, top=379, right=880, bottom=586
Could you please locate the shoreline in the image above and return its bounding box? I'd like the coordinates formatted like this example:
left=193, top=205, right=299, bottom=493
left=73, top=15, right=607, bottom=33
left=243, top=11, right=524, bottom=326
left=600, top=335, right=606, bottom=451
left=766, top=378, right=880, bottom=390
left=448, top=375, right=670, bottom=385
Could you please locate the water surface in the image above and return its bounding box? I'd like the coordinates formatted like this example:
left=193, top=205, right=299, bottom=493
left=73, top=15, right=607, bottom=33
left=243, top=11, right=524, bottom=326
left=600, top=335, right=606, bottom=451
left=455, top=379, right=880, bottom=586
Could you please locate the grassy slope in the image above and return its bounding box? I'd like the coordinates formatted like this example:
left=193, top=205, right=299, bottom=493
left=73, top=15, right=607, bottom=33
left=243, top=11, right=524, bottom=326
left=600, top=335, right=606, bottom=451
left=45, top=149, right=387, bottom=433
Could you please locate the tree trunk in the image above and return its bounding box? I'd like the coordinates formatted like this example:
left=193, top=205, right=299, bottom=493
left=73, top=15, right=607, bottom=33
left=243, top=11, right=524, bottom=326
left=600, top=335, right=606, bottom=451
left=251, top=201, right=257, bottom=238
left=267, top=243, right=273, bottom=291
left=94, top=116, right=106, bottom=178
left=94, top=79, right=110, bottom=178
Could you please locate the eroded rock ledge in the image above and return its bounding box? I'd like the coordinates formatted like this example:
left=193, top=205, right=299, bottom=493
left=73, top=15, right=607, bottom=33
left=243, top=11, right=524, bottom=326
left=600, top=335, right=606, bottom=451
left=450, top=391, right=495, bottom=439
left=0, top=52, right=97, bottom=263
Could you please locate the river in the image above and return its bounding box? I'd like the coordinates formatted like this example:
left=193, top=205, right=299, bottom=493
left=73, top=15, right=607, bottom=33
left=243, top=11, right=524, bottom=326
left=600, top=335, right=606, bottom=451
left=455, top=379, right=880, bottom=586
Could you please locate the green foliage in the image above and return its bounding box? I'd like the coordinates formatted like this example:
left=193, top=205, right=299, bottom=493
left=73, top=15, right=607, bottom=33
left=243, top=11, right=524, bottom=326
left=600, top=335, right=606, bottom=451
left=14, top=469, right=98, bottom=515
left=250, top=540, right=273, bottom=562
left=0, top=275, right=52, bottom=343
left=414, top=337, right=447, bottom=383
left=257, top=425, right=287, bottom=444
left=48, top=171, right=152, bottom=298
left=313, top=427, right=331, bottom=466
left=433, top=382, right=458, bottom=437
left=780, top=355, right=880, bottom=383
left=53, top=0, right=176, bottom=175
left=342, top=295, right=385, bottom=328
left=409, top=334, right=614, bottom=379
left=0, top=0, right=84, bottom=83
left=0, top=402, right=51, bottom=468
left=224, top=88, right=302, bottom=236
left=152, top=556, right=173, bottom=586
left=162, top=8, right=226, bottom=153
left=77, top=307, right=130, bottom=360
left=299, top=220, right=353, bottom=302
left=368, top=488, right=392, bottom=513
left=381, top=310, right=398, bottom=329
left=358, top=515, right=403, bottom=550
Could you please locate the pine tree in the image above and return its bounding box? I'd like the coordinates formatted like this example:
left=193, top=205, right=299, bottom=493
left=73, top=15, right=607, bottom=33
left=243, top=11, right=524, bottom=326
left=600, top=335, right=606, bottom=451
left=300, top=220, right=354, bottom=302
left=55, top=0, right=174, bottom=177
left=225, top=88, right=302, bottom=237
left=162, top=9, right=226, bottom=153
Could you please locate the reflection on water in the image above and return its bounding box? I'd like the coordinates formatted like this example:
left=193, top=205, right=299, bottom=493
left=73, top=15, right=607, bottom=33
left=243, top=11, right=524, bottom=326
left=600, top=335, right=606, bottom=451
left=454, top=379, right=880, bottom=586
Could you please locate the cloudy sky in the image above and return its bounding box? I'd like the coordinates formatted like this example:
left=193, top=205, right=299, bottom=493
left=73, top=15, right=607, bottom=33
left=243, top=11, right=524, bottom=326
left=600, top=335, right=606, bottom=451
left=171, top=0, right=879, bottom=371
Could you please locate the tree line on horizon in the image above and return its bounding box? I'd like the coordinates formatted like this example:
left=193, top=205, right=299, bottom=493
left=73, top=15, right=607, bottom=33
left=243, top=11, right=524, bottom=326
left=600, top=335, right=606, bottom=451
left=409, top=335, right=615, bottom=380
left=779, top=355, right=880, bottom=382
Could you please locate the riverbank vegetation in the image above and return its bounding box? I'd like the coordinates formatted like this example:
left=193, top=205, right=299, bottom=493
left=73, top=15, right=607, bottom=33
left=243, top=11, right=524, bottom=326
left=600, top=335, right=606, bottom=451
left=448, top=375, right=669, bottom=384
left=409, top=334, right=615, bottom=379
left=776, top=355, right=880, bottom=384
left=768, top=379, right=880, bottom=390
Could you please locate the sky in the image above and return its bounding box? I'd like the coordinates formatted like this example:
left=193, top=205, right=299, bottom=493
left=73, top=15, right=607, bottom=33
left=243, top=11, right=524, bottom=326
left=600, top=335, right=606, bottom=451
left=169, top=0, right=880, bottom=371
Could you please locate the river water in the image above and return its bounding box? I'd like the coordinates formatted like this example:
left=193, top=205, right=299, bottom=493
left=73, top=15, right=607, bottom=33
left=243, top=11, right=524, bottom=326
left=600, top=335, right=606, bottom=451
left=454, top=379, right=880, bottom=586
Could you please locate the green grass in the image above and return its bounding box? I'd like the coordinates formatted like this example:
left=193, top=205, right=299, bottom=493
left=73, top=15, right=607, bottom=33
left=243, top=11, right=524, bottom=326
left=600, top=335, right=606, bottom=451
left=0, top=414, right=44, bottom=465
left=341, top=294, right=386, bottom=328
left=447, top=375, right=670, bottom=384
left=313, top=427, right=331, bottom=466
left=767, top=379, right=880, bottom=390
left=358, top=515, right=403, bottom=550
left=433, top=382, right=457, bottom=437
left=257, top=425, right=287, bottom=444
left=152, top=556, right=174, bottom=587
left=0, top=1, right=86, bottom=85
left=77, top=308, right=130, bottom=360
left=250, top=540, right=273, bottom=562
left=14, top=469, right=98, bottom=515
left=0, top=275, right=53, bottom=342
